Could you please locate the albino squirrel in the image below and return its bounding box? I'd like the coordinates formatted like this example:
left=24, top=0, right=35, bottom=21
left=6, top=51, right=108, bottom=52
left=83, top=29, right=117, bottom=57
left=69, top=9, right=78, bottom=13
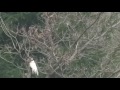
left=29, top=57, right=39, bottom=76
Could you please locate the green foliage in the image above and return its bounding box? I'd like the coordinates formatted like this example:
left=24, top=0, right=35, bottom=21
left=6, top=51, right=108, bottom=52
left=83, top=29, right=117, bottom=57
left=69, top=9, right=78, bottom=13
left=1, top=12, right=45, bottom=28
left=0, top=58, right=22, bottom=78
left=0, top=31, right=11, bottom=45
left=66, top=46, right=106, bottom=77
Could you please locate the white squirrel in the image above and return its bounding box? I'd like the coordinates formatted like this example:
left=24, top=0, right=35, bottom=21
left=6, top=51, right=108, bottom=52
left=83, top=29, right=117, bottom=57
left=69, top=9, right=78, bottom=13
left=29, top=57, right=39, bottom=76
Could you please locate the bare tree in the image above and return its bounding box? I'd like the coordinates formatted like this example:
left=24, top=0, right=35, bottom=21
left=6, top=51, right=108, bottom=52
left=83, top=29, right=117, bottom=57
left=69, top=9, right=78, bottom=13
left=1, top=12, right=120, bottom=78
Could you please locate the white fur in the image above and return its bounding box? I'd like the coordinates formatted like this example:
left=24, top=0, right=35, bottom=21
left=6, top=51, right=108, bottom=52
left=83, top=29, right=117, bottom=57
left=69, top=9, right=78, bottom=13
left=29, top=60, right=39, bottom=76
